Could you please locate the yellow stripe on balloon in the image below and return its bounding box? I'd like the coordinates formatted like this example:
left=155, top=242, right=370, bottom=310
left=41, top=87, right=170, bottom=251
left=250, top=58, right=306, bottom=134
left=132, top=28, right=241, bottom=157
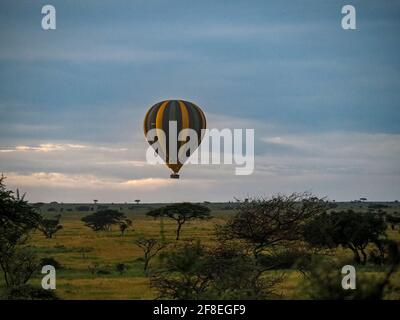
left=177, top=100, right=190, bottom=162
left=156, top=101, right=168, bottom=130
left=178, top=100, right=189, bottom=130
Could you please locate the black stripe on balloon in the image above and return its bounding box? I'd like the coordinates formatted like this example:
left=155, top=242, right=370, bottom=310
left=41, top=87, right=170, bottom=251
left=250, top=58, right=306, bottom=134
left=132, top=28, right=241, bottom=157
left=145, top=101, right=161, bottom=134
left=186, top=101, right=202, bottom=144
left=145, top=103, right=163, bottom=158
left=175, top=101, right=185, bottom=154
left=192, top=102, right=206, bottom=141
left=193, top=102, right=206, bottom=130
left=168, top=100, right=180, bottom=164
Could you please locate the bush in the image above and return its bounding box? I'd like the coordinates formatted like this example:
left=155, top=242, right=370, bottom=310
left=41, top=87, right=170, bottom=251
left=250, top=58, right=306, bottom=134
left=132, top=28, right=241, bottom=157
left=88, top=263, right=111, bottom=275
left=4, top=284, right=59, bottom=300
left=115, top=263, right=126, bottom=274
left=40, top=257, right=63, bottom=269
left=151, top=241, right=281, bottom=300
left=299, top=258, right=394, bottom=300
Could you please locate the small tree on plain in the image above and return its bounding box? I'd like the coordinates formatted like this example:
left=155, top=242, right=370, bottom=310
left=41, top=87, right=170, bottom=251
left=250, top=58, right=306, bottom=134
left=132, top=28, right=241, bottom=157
left=135, top=237, right=167, bottom=274
left=147, top=203, right=211, bottom=240
left=119, top=219, right=132, bottom=236
left=81, top=209, right=131, bottom=232
left=38, top=215, right=63, bottom=239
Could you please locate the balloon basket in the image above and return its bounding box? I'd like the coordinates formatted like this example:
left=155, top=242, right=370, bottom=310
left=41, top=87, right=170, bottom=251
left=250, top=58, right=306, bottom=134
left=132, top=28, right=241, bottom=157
left=170, top=173, right=180, bottom=179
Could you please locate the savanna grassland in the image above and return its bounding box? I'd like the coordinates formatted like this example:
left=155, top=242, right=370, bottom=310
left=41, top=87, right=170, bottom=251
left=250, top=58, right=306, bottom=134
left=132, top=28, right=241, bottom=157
left=6, top=202, right=400, bottom=300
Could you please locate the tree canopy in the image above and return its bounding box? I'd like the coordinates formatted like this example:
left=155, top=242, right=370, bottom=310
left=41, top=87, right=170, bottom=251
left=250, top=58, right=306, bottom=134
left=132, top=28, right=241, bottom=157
left=218, top=193, right=327, bottom=257
left=38, top=215, right=63, bottom=239
left=81, top=209, right=131, bottom=232
left=0, top=176, right=41, bottom=248
left=303, top=210, right=387, bottom=264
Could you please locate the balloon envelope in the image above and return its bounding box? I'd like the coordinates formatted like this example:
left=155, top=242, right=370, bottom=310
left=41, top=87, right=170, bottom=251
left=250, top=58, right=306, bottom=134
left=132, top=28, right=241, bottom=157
left=143, top=100, right=206, bottom=177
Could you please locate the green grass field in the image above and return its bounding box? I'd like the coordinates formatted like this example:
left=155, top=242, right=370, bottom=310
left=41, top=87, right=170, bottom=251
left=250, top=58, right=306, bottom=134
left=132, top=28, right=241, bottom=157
left=7, top=202, right=400, bottom=299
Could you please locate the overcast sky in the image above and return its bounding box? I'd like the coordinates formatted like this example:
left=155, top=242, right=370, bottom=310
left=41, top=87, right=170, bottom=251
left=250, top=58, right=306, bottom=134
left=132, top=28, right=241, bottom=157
left=0, top=0, right=399, bottom=202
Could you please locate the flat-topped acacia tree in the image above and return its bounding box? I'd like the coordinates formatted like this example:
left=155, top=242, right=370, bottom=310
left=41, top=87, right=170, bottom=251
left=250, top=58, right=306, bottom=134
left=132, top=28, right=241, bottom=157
left=147, top=202, right=211, bottom=240
left=81, top=209, right=132, bottom=232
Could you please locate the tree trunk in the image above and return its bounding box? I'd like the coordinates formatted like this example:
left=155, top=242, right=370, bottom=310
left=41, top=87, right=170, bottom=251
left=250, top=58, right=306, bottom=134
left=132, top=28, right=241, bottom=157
left=176, top=221, right=183, bottom=240
left=0, top=261, right=9, bottom=287
left=350, top=247, right=361, bottom=264
left=375, top=241, right=385, bottom=265
left=360, top=248, right=367, bottom=265
left=144, top=252, right=150, bottom=275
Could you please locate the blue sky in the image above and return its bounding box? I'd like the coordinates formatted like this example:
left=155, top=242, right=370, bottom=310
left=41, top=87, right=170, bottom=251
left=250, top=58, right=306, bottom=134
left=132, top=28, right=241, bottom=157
left=0, top=0, right=399, bottom=202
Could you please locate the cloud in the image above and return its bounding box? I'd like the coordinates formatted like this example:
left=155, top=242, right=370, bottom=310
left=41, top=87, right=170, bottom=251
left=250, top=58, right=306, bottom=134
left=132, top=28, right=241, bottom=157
left=12, top=143, right=87, bottom=152
left=259, top=132, right=400, bottom=177
left=4, top=172, right=171, bottom=190
left=1, top=121, right=400, bottom=202
left=261, top=132, right=400, bottom=160
left=0, top=142, right=129, bottom=154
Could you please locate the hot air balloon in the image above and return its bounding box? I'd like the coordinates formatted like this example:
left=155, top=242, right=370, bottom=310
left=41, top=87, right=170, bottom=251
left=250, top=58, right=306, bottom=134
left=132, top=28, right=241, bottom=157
left=143, top=100, right=206, bottom=179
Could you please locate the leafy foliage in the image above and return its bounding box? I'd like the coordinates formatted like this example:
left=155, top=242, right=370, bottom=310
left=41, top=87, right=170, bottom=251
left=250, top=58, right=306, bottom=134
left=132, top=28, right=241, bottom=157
left=3, top=284, right=59, bottom=300
left=81, top=209, right=131, bottom=232
left=150, top=241, right=282, bottom=300
left=0, top=176, right=42, bottom=289
left=38, top=215, right=63, bottom=239
left=303, top=210, right=387, bottom=264
left=300, top=243, right=400, bottom=300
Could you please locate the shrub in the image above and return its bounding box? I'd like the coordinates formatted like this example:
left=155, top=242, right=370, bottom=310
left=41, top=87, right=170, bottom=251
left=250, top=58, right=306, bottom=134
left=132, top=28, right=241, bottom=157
left=40, top=257, right=63, bottom=270
left=4, top=284, right=59, bottom=300
left=115, top=263, right=126, bottom=274
left=151, top=241, right=281, bottom=300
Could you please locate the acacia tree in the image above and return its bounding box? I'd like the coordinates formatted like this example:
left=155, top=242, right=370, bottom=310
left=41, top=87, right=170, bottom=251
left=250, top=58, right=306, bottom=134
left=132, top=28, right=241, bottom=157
left=303, top=210, right=387, bottom=264
left=147, top=203, right=211, bottom=240
left=218, top=193, right=327, bottom=258
left=81, top=209, right=131, bottom=232
left=135, top=237, right=167, bottom=274
left=38, top=215, right=63, bottom=239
